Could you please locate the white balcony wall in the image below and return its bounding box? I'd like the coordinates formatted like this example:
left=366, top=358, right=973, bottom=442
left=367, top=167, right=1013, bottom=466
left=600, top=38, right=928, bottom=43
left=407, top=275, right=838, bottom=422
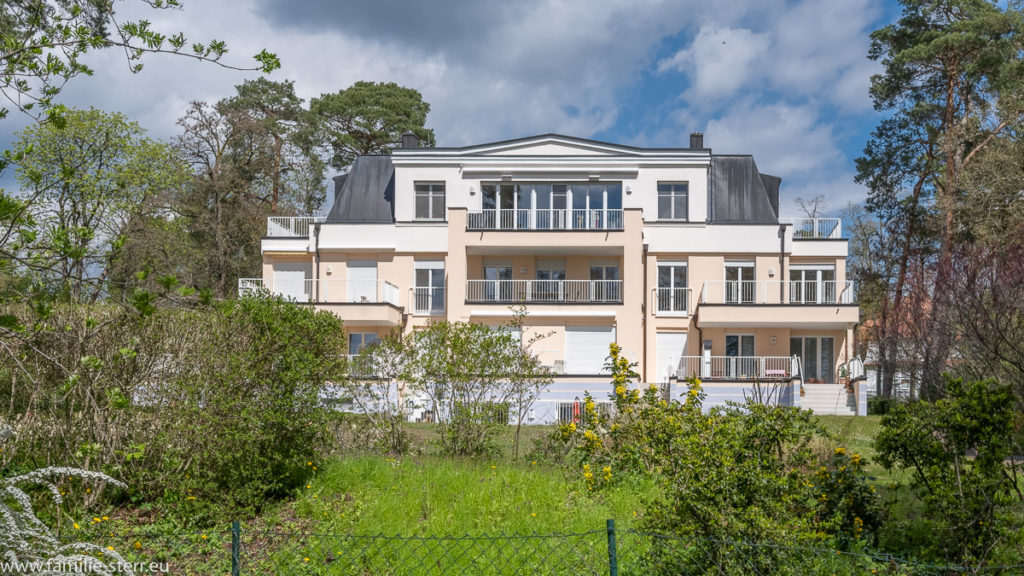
left=316, top=223, right=448, bottom=252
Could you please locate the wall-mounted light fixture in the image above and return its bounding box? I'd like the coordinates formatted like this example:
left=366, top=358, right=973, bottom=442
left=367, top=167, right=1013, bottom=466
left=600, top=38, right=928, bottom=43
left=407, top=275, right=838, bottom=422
left=325, top=265, right=333, bottom=275
left=770, top=336, right=777, bottom=345
left=625, top=185, right=632, bottom=195
left=469, top=185, right=475, bottom=196
left=768, top=267, right=776, bottom=278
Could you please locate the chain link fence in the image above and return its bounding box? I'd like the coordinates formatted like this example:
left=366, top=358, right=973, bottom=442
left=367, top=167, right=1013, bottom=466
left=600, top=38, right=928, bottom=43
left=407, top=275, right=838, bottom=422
left=84, top=521, right=1024, bottom=575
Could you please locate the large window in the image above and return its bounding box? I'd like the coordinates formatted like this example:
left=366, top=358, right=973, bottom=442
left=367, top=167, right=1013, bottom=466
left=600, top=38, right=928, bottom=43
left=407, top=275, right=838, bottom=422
left=656, top=263, right=688, bottom=314
left=724, top=262, right=756, bottom=303
left=414, top=260, right=445, bottom=314
left=348, top=332, right=380, bottom=355
left=790, top=266, right=837, bottom=303
left=477, top=182, right=622, bottom=229
left=415, top=182, right=446, bottom=220
left=657, top=182, right=688, bottom=221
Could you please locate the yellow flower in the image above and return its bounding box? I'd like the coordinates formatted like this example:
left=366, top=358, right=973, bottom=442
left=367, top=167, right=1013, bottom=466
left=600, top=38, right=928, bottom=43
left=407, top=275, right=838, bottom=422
left=304, top=558, right=310, bottom=562
left=107, top=546, right=114, bottom=551
left=531, top=513, right=536, bottom=517
left=186, top=496, right=196, bottom=500
left=93, top=517, right=101, bottom=523
left=835, top=447, right=846, bottom=456
left=73, top=523, right=80, bottom=530
left=102, top=516, right=108, bottom=520
left=201, top=534, right=208, bottom=539
left=134, top=541, right=142, bottom=550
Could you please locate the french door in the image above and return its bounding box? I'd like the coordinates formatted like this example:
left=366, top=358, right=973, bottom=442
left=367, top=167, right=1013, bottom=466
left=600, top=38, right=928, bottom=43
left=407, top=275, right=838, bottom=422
left=725, top=334, right=755, bottom=378
left=790, top=336, right=835, bottom=381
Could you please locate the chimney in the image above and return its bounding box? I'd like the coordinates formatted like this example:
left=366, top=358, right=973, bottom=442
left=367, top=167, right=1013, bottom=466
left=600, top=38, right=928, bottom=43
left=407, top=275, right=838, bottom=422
left=401, top=131, right=419, bottom=149
left=689, top=132, right=704, bottom=149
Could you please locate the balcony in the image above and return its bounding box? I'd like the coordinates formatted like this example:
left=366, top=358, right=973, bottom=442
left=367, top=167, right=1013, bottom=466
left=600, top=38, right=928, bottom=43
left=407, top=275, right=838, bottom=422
left=700, top=280, right=855, bottom=305
left=466, top=209, right=624, bottom=231
left=781, top=218, right=843, bottom=239
left=238, top=278, right=400, bottom=304
left=266, top=216, right=324, bottom=237
left=652, top=287, right=693, bottom=317
left=697, top=280, right=858, bottom=328
left=676, top=356, right=797, bottom=381
left=238, top=278, right=403, bottom=325
left=466, top=280, right=622, bottom=304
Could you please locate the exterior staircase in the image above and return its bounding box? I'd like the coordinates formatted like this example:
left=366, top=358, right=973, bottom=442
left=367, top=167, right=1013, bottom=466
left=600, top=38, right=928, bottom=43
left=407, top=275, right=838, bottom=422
left=801, top=384, right=856, bottom=416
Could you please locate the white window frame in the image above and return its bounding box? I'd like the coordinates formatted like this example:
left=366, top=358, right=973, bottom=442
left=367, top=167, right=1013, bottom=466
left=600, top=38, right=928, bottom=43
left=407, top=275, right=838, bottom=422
left=657, top=182, right=689, bottom=221
left=414, top=260, right=445, bottom=315
left=656, top=261, right=688, bottom=316
left=414, top=182, right=446, bottom=221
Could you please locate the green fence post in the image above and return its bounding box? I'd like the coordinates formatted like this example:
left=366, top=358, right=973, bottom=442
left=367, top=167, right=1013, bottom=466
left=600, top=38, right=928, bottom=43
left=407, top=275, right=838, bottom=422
left=606, top=519, right=619, bottom=576
left=231, top=521, right=241, bottom=576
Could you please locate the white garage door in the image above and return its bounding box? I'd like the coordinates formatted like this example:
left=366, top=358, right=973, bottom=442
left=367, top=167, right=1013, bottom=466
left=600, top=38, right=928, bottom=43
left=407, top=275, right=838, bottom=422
left=273, top=262, right=311, bottom=301
left=656, top=332, right=688, bottom=382
left=565, top=326, right=616, bottom=374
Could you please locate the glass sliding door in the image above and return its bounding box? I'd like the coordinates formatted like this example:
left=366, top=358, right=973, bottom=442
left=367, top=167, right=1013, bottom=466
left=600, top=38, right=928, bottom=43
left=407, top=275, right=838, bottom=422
left=790, top=336, right=836, bottom=382
left=791, top=267, right=836, bottom=303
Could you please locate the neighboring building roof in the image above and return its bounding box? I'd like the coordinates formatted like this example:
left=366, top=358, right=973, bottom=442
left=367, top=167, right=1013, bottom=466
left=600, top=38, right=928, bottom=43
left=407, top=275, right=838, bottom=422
left=710, top=155, right=781, bottom=224
left=325, top=156, right=395, bottom=223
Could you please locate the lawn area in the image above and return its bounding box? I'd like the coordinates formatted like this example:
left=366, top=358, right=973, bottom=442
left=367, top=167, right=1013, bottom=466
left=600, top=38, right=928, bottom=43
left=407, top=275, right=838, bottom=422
left=272, top=455, right=655, bottom=536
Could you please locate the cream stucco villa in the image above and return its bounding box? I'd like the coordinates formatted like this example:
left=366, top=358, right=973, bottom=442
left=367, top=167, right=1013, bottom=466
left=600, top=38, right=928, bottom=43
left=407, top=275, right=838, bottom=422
left=241, top=132, right=865, bottom=420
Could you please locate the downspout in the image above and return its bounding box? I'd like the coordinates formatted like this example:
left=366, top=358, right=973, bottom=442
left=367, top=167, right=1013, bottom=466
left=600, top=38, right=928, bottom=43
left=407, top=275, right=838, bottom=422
left=778, top=224, right=786, bottom=302
left=641, top=242, right=648, bottom=382
left=313, top=222, right=321, bottom=301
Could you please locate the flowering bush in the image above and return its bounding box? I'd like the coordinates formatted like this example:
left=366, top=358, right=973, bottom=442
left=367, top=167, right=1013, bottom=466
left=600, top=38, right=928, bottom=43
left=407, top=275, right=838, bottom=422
left=554, top=343, right=699, bottom=490
left=1, top=467, right=131, bottom=575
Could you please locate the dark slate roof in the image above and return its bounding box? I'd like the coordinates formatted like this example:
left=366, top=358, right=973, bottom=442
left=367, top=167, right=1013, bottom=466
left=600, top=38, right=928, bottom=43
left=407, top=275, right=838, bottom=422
left=325, top=156, right=395, bottom=223
left=710, top=156, right=781, bottom=224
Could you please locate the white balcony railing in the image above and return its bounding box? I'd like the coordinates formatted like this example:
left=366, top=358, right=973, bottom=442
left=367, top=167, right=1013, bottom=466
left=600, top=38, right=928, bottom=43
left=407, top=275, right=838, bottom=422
left=266, top=216, right=325, bottom=237
left=466, top=209, right=624, bottom=231
left=653, top=287, right=692, bottom=316
left=466, top=280, right=622, bottom=303
left=413, top=287, right=446, bottom=315
left=238, top=278, right=400, bottom=305
left=676, top=355, right=797, bottom=381
left=781, top=218, right=842, bottom=239
left=700, top=280, right=855, bottom=305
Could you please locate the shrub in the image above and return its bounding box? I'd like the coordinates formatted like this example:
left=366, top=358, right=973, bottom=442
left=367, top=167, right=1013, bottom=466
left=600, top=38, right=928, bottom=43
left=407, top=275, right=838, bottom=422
left=875, top=377, right=1024, bottom=565
left=144, top=296, right=345, bottom=522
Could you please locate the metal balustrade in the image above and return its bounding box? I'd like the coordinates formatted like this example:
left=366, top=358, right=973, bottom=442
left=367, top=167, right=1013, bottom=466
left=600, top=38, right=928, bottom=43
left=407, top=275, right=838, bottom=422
left=781, top=217, right=843, bottom=239
left=700, top=280, right=855, bottom=304
left=413, top=287, right=446, bottom=315
left=466, top=208, right=624, bottom=230
left=653, top=287, right=692, bottom=316
left=465, top=280, right=622, bottom=303
left=265, top=216, right=324, bottom=237
left=237, top=278, right=400, bottom=305
left=676, top=355, right=797, bottom=381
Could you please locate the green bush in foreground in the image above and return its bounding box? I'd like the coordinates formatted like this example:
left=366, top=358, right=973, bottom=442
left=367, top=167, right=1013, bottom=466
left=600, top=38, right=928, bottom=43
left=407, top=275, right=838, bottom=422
left=875, top=377, right=1024, bottom=566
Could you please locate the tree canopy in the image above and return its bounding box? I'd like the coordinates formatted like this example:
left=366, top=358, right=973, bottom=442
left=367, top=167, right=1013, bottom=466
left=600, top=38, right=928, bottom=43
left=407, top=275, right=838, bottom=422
left=308, top=81, right=436, bottom=170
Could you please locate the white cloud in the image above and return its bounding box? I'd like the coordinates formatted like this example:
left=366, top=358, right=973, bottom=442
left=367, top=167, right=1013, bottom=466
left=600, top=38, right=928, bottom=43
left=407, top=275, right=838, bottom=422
left=658, top=26, right=772, bottom=102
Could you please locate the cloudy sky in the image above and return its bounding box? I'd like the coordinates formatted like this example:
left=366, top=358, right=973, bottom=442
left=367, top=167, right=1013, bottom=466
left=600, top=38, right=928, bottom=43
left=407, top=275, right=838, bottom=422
left=2, top=0, right=897, bottom=216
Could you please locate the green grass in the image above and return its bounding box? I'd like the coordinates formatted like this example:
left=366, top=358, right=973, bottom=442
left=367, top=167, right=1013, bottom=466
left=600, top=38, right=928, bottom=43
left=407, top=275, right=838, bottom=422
left=276, top=455, right=655, bottom=536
